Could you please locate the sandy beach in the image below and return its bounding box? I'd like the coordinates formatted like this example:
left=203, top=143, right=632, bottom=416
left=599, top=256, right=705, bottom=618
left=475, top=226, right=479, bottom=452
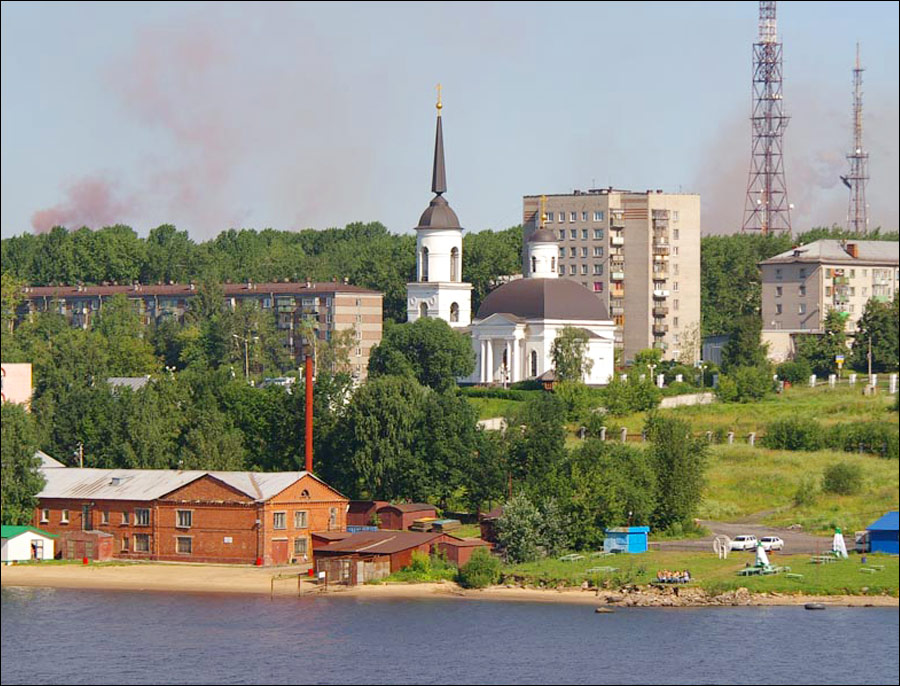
left=2, top=563, right=897, bottom=607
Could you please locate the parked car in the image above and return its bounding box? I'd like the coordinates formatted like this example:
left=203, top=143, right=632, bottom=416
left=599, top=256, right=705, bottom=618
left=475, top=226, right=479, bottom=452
left=854, top=531, right=870, bottom=554
left=729, top=535, right=758, bottom=551
left=760, top=536, right=784, bottom=551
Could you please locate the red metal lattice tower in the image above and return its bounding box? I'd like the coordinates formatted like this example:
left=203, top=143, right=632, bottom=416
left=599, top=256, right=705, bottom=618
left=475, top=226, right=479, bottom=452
left=742, top=1, right=792, bottom=236
left=843, top=43, right=869, bottom=234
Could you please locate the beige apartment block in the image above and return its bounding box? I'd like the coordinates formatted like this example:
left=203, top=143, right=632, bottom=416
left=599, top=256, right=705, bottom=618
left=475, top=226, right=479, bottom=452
left=523, top=189, right=701, bottom=363
left=759, top=240, right=899, bottom=360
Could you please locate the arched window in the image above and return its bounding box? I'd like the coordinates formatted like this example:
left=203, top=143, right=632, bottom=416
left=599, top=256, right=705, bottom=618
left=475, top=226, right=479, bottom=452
left=450, top=247, right=459, bottom=282
left=450, top=302, right=459, bottom=322
left=421, top=247, right=429, bottom=282
left=530, top=350, right=538, bottom=377
left=551, top=257, right=556, bottom=271
left=420, top=302, right=428, bottom=319
left=531, top=256, right=537, bottom=275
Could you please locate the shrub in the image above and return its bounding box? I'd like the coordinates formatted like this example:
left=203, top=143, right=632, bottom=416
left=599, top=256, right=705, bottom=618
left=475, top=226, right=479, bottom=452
left=716, top=366, right=774, bottom=403
left=792, top=476, right=819, bottom=507
left=457, top=547, right=501, bottom=589
left=826, top=422, right=899, bottom=459
left=554, top=381, right=595, bottom=424
left=664, top=364, right=697, bottom=387
left=822, top=462, right=864, bottom=495
left=460, top=387, right=538, bottom=402
left=762, top=418, right=824, bottom=451
left=776, top=360, right=812, bottom=385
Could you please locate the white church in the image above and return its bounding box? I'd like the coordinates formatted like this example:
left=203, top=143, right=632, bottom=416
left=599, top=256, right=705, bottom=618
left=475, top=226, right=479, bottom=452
left=406, top=95, right=615, bottom=386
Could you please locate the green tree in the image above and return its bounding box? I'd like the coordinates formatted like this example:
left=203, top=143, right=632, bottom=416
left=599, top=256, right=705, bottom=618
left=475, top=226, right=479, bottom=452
left=504, top=393, right=567, bottom=489
left=463, top=226, right=523, bottom=314
left=457, top=547, right=501, bottom=588
left=721, top=315, right=768, bottom=371
left=1, top=404, right=45, bottom=525
left=94, top=293, right=160, bottom=376
left=794, top=309, right=848, bottom=377
left=551, top=326, right=593, bottom=382
left=496, top=492, right=544, bottom=563
left=645, top=414, right=707, bottom=531
left=850, top=296, right=899, bottom=373
left=368, top=318, right=475, bottom=391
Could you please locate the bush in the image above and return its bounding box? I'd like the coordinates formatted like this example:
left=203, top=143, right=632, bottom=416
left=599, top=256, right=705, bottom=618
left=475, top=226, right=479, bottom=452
left=825, top=422, right=899, bottom=459
left=603, top=375, right=662, bottom=416
left=457, top=547, right=501, bottom=589
left=822, top=462, right=864, bottom=495
left=554, top=381, right=595, bottom=424
left=460, top=387, right=539, bottom=402
left=664, top=364, right=697, bottom=387
left=762, top=418, right=824, bottom=451
left=716, top=366, right=774, bottom=403
left=792, top=476, right=819, bottom=507
left=776, top=360, right=812, bottom=385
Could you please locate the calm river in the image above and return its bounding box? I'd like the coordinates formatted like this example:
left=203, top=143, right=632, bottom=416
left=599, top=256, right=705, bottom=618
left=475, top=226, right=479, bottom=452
left=1, top=587, right=897, bottom=685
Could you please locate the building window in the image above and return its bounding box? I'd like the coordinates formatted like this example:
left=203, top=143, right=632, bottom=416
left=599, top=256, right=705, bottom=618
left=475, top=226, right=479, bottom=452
left=329, top=508, right=338, bottom=530
left=674, top=299, right=679, bottom=311
left=569, top=229, right=577, bottom=239
left=121, top=536, right=129, bottom=552
left=530, top=350, right=538, bottom=377
left=546, top=211, right=555, bottom=222
left=581, top=229, right=588, bottom=240
left=673, top=282, right=679, bottom=292
left=569, top=247, right=577, bottom=258
left=593, top=246, right=603, bottom=257
left=134, top=534, right=150, bottom=553
left=825, top=268, right=832, bottom=278
left=122, top=511, right=130, bottom=525
left=593, top=229, right=604, bottom=240
left=558, top=264, right=564, bottom=275
left=450, top=247, right=459, bottom=282
left=273, top=512, right=287, bottom=530
left=420, top=247, right=429, bottom=282
left=593, top=264, right=603, bottom=275
left=861, top=287, right=867, bottom=297
left=798, top=304, right=806, bottom=315
left=799, top=285, right=806, bottom=297
left=294, top=537, right=309, bottom=559
left=581, top=247, right=588, bottom=258
left=594, top=211, right=604, bottom=222
left=673, top=317, right=679, bottom=327
left=558, top=230, right=565, bottom=241
left=799, top=268, right=806, bottom=279
left=673, top=229, right=680, bottom=240
left=419, top=302, right=428, bottom=319
left=581, top=264, right=588, bottom=275
left=593, top=282, right=604, bottom=292
left=776, top=269, right=782, bottom=280
left=450, top=302, right=459, bottom=323
left=776, top=286, right=782, bottom=297
left=581, top=211, right=588, bottom=221
left=101, top=511, right=110, bottom=526
left=356, top=347, right=362, bottom=357
left=570, top=212, right=577, bottom=222
left=775, top=304, right=782, bottom=315
left=294, top=511, right=309, bottom=529
left=38, top=508, right=49, bottom=523
left=569, top=265, right=576, bottom=275
left=559, top=247, right=565, bottom=258
left=551, top=257, right=556, bottom=271
left=61, top=509, right=70, bottom=524
left=849, top=269, right=856, bottom=278
left=135, top=509, right=150, bottom=526
left=176, top=510, right=192, bottom=529
left=176, top=537, right=192, bottom=555
left=849, top=304, right=855, bottom=314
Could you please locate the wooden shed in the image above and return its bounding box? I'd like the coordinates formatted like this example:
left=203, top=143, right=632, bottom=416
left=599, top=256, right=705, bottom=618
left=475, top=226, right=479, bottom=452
left=314, top=530, right=448, bottom=575
left=435, top=537, right=492, bottom=567
left=1, top=526, right=57, bottom=563
left=376, top=503, right=438, bottom=531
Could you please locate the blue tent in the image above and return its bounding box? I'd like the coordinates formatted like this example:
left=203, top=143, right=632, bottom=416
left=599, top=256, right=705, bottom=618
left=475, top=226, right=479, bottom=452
left=866, top=512, right=899, bottom=554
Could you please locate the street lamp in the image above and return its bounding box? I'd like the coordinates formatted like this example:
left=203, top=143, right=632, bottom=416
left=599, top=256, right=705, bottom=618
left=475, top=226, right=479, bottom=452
left=232, top=333, right=259, bottom=381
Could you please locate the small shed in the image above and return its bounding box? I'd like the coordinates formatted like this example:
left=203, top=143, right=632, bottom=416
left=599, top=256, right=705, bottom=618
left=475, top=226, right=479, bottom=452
left=346, top=500, right=389, bottom=528
left=479, top=507, right=503, bottom=543
left=1, top=526, right=57, bottom=562
left=436, top=537, right=492, bottom=567
left=314, top=530, right=448, bottom=574
left=57, top=531, right=114, bottom=561
left=866, top=511, right=899, bottom=554
left=603, top=526, right=650, bottom=554
left=376, top=503, right=438, bottom=531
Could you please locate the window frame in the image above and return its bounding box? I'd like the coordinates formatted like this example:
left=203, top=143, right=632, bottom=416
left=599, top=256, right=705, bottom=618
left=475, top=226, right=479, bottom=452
left=135, top=508, right=151, bottom=527
left=294, top=510, right=309, bottom=530
left=273, top=511, right=287, bottom=530
left=176, top=510, right=193, bottom=529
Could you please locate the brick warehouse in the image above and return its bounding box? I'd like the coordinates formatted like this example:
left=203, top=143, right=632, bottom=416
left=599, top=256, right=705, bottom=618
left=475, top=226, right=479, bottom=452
left=34, top=462, right=348, bottom=566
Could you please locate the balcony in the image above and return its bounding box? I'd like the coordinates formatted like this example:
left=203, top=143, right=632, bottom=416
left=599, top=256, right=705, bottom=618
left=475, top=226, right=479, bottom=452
left=652, top=270, right=669, bottom=280
left=653, top=289, right=670, bottom=299
left=611, top=306, right=625, bottom=316
left=611, top=271, right=625, bottom=281
left=610, top=215, right=625, bottom=228
left=653, top=324, right=669, bottom=335
left=653, top=305, right=669, bottom=317
left=610, top=236, right=624, bottom=247
left=609, top=259, right=625, bottom=271
left=653, top=245, right=670, bottom=257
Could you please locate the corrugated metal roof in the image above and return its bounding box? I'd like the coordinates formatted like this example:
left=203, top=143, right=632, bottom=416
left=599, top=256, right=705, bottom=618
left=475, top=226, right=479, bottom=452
left=760, top=239, right=900, bottom=266
left=36, top=451, right=66, bottom=469
left=107, top=376, right=152, bottom=392
left=378, top=502, right=436, bottom=514
left=867, top=511, right=899, bottom=532
left=318, top=531, right=442, bottom=555
left=37, top=467, right=317, bottom=503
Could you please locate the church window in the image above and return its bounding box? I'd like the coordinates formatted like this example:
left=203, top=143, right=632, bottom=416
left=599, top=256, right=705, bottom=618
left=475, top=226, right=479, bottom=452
left=531, top=256, right=537, bottom=274
left=451, top=247, right=459, bottom=282
left=450, top=302, right=459, bottom=323
left=530, top=350, right=538, bottom=377
left=551, top=257, right=556, bottom=271
left=420, top=247, right=429, bottom=282
left=420, top=302, right=428, bottom=319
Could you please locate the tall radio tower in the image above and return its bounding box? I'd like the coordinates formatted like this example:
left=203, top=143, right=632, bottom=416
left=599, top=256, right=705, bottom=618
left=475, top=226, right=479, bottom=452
left=742, top=1, right=792, bottom=236
left=842, top=43, right=869, bottom=234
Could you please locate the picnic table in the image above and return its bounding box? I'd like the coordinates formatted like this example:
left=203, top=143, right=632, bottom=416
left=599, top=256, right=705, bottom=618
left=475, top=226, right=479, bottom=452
left=585, top=566, right=619, bottom=574
left=558, top=553, right=585, bottom=562
left=810, top=555, right=836, bottom=564
left=590, top=551, right=614, bottom=558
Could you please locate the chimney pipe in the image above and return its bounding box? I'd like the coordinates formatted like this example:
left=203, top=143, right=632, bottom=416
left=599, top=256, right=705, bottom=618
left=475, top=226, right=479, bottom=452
left=305, top=355, right=314, bottom=473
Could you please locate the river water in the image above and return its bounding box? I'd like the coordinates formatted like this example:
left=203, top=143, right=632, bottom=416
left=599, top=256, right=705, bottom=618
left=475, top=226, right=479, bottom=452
left=1, top=587, right=897, bottom=685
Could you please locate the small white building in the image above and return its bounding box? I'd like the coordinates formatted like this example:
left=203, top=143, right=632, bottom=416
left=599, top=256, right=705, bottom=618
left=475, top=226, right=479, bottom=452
left=462, top=227, right=616, bottom=386
left=1, top=526, right=56, bottom=563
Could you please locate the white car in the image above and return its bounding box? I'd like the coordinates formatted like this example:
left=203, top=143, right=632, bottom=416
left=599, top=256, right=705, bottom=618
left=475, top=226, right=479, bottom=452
left=729, top=535, right=758, bottom=551
left=760, top=536, right=784, bottom=552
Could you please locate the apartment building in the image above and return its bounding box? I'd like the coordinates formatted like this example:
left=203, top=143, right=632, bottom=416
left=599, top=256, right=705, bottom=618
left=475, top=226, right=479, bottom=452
left=759, top=239, right=899, bottom=360
left=523, top=189, right=701, bottom=363
left=17, top=281, right=383, bottom=381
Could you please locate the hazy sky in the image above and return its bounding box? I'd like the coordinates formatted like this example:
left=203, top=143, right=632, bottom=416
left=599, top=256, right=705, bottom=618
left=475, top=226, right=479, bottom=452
left=2, top=1, right=898, bottom=240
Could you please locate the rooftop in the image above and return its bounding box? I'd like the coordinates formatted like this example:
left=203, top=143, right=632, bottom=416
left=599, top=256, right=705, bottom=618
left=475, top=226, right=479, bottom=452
left=21, top=281, right=382, bottom=298
left=760, top=240, right=900, bottom=267
left=1, top=525, right=57, bottom=539
left=476, top=278, right=610, bottom=322
left=317, top=530, right=443, bottom=555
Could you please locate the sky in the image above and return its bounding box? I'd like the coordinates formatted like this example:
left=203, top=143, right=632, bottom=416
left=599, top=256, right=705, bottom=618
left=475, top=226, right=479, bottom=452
left=1, top=1, right=898, bottom=241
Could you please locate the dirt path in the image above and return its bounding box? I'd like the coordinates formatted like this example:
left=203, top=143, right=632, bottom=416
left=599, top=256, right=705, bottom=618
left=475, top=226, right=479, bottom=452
left=655, top=520, right=849, bottom=555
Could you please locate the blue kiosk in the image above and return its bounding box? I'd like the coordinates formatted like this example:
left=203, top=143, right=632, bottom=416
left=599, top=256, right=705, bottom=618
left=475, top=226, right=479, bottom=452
left=603, top=526, right=650, bottom=554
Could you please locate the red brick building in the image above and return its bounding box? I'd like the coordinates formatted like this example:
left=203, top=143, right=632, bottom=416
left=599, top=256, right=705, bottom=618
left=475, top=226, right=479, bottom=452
left=34, top=466, right=347, bottom=566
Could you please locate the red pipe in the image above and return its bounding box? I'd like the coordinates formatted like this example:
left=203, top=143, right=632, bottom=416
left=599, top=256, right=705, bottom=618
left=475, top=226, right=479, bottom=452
left=305, top=354, right=314, bottom=473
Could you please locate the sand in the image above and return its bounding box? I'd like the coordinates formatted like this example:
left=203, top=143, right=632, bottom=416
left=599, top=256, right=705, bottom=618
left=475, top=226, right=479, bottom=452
left=2, top=563, right=896, bottom=607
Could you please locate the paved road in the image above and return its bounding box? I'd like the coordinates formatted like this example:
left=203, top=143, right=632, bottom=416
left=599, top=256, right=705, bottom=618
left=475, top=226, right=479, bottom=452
left=654, top=520, right=852, bottom=555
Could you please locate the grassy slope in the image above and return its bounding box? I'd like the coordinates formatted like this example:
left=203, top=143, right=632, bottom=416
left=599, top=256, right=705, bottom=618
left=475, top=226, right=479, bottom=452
left=502, top=550, right=899, bottom=596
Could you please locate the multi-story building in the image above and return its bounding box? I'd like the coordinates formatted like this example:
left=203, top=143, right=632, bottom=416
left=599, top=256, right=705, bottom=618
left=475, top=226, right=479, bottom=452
left=523, top=189, right=701, bottom=363
left=17, top=281, right=383, bottom=381
left=759, top=239, right=899, bottom=360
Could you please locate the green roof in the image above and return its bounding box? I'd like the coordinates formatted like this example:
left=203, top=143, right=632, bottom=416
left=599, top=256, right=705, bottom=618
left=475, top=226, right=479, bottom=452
left=1, top=525, right=57, bottom=539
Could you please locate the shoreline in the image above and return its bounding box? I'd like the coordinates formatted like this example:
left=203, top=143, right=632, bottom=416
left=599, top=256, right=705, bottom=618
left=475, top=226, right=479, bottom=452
left=2, top=564, right=897, bottom=607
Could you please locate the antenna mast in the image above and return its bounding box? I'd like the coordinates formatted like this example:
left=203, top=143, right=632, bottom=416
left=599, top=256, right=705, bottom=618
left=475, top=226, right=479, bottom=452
left=844, top=43, right=869, bottom=235
left=742, top=1, right=792, bottom=236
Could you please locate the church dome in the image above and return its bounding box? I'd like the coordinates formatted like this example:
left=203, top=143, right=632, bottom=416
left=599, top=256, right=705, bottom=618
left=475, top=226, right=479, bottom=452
left=527, top=228, right=558, bottom=243
left=416, top=194, right=461, bottom=231
left=476, top=278, right=609, bottom=321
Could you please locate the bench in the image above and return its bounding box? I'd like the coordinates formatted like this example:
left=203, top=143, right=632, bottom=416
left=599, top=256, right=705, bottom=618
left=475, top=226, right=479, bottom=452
left=558, top=554, right=585, bottom=562
left=785, top=573, right=804, bottom=580
left=586, top=566, right=619, bottom=574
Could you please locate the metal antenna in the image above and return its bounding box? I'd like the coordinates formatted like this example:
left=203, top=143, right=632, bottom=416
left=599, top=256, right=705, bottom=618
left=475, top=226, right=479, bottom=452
left=742, top=1, right=792, bottom=236
left=843, top=43, right=869, bottom=235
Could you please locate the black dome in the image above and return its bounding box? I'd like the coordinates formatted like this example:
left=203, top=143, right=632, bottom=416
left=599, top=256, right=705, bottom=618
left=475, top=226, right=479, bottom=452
left=416, top=194, right=461, bottom=231
left=476, top=278, right=609, bottom=321
left=527, top=228, right=558, bottom=243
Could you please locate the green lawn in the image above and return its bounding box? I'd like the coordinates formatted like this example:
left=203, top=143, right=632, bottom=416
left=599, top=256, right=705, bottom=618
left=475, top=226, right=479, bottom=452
left=502, top=550, right=899, bottom=596
left=468, top=397, right=524, bottom=421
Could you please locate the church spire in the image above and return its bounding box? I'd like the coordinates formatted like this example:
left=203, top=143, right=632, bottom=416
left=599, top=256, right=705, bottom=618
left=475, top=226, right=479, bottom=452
left=432, top=83, right=447, bottom=195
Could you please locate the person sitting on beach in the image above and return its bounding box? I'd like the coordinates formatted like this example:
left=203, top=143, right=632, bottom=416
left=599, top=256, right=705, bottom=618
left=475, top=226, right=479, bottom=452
left=683, top=570, right=691, bottom=583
